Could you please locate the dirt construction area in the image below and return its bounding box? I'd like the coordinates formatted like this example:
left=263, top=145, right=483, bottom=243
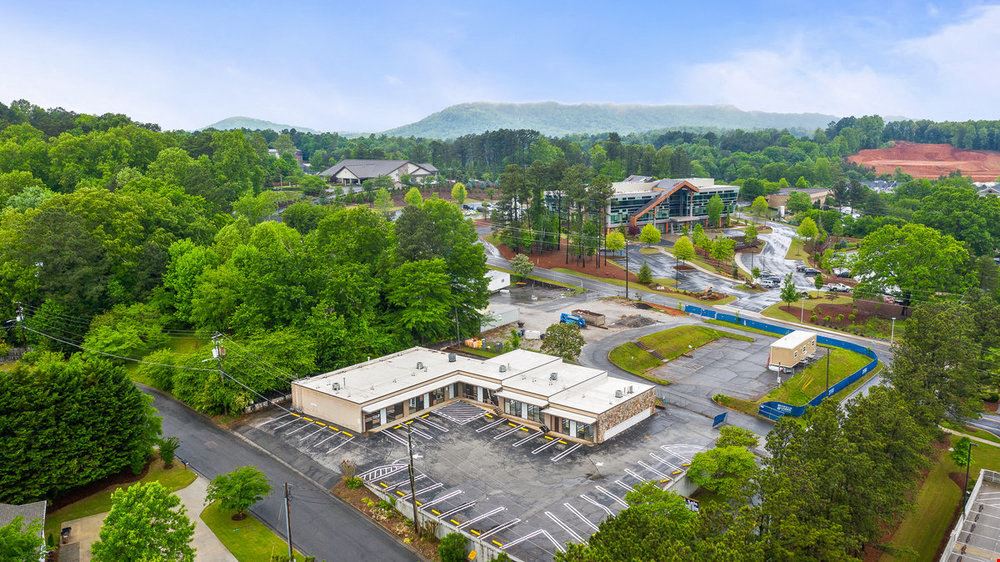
left=847, top=141, right=1000, bottom=180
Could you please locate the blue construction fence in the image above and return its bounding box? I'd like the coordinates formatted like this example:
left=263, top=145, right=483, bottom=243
left=683, top=305, right=879, bottom=420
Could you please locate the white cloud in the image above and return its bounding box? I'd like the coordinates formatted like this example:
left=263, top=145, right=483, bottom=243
left=679, top=38, right=915, bottom=118
left=678, top=5, right=1000, bottom=120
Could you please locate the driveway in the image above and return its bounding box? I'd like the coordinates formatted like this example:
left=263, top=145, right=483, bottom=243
left=144, top=386, right=417, bottom=562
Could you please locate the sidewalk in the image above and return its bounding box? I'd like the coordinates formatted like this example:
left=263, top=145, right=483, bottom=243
left=940, top=426, right=1000, bottom=449
left=61, top=475, right=236, bottom=562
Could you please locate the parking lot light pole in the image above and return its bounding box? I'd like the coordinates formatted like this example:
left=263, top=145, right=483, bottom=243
left=624, top=240, right=630, bottom=300
left=964, top=443, right=976, bottom=506
left=406, top=424, right=420, bottom=537
left=890, top=317, right=896, bottom=345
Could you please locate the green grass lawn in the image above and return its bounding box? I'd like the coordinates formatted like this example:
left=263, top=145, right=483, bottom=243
left=638, top=325, right=752, bottom=361
left=127, top=336, right=208, bottom=386
left=703, top=319, right=781, bottom=339
left=762, top=347, right=872, bottom=405
left=488, top=265, right=586, bottom=294
left=881, top=436, right=1000, bottom=561
left=639, top=247, right=661, bottom=255
left=785, top=237, right=810, bottom=261
left=608, top=343, right=668, bottom=384
left=201, top=502, right=308, bottom=562
left=457, top=345, right=500, bottom=359
left=45, top=459, right=196, bottom=538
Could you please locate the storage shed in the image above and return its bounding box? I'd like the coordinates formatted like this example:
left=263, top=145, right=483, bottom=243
left=768, top=330, right=817, bottom=370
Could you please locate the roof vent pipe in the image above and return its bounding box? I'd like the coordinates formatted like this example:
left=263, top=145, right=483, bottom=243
left=448, top=353, right=457, bottom=363
left=615, top=390, right=624, bottom=398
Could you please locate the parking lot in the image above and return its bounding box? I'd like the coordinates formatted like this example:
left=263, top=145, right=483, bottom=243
left=651, top=328, right=780, bottom=402
left=241, top=399, right=721, bottom=561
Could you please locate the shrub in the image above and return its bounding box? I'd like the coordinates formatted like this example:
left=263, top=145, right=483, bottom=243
left=848, top=312, right=857, bottom=322
left=835, top=314, right=844, bottom=323
left=158, top=436, right=180, bottom=468
left=823, top=315, right=831, bottom=323
left=439, top=532, right=467, bottom=562
left=340, top=459, right=357, bottom=480
left=810, top=312, right=818, bottom=322
left=345, top=476, right=363, bottom=489
left=637, top=262, right=653, bottom=285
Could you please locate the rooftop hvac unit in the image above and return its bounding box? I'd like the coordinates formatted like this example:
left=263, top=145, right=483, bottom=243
left=628, top=385, right=634, bottom=394
left=448, top=353, right=457, bottom=363
left=416, top=361, right=425, bottom=370
left=549, top=372, right=558, bottom=381
left=499, top=365, right=507, bottom=373
left=615, top=390, right=624, bottom=398
left=331, top=382, right=341, bottom=391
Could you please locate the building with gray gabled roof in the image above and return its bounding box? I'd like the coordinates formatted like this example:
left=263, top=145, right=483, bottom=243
left=318, top=159, right=437, bottom=185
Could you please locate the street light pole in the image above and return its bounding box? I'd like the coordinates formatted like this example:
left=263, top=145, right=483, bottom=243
left=964, top=443, right=976, bottom=506
left=625, top=240, right=630, bottom=300
left=890, top=317, right=896, bottom=345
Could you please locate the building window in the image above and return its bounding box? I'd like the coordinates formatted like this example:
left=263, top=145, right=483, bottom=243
left=526, top=404, right=542, bottom=423
left=560, top=417, right=571, bottom=435
left=385, top=402, right=404, bottom=423
left=409, top=394, right=425, bottom=412
left=462, top=383, right=478, bottom=400
left=430, top=387, right=446, bottom=406
left=576, top=423, right=594, bottom=441
left=504, top=399, right=523, bottom=417
left=364, top=411, right=381, bottom=431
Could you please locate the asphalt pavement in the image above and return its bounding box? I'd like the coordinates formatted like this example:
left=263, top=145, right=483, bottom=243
left=144, top=386, right=417, bottom=562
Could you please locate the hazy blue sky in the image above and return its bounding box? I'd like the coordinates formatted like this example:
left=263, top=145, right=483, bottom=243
left=2, top=0, right=998, bottom=131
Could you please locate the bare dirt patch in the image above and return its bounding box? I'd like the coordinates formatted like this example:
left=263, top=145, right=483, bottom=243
left=848, top=141, right=1000, bottom=180
left=332, top=480, right=440, bottom=561
left=779, top=299, right=905, bottom=329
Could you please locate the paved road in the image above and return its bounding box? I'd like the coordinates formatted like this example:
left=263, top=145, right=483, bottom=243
left=144, top=386, right=417, bottom=562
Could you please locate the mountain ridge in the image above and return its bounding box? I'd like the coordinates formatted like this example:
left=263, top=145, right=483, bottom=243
left=383, top=101, right=839, bottom=139
left=201, top=116, right=318, bottom=133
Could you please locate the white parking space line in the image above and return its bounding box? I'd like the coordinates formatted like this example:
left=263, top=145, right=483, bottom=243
left=400, top=482, right=443, bottom=501
left=531, top=438, right=562, bottom=454
left=595, top=486, right=629, bottom=507
left=417, top=417, right=449, bottom=432
left=476, top=418, right=507, bottom=432
left=263, top=413, right=293, bottom=425
left=546, top=511, right=584, bottom=542
left=273, top=418, right=300, bottom=431
left=478, top=518, right=522, bottom=540
left=386, top=474, right=426, bottom=492
left=401, top=424, right=433, bottom=439
left=437, top=501, right=476, bottom=519
left=327, top=436, right=354, bottom=452
left=624, top=468, right=647, bottom=483
left=359, top=464, right=407, bottom=482
left=650, top=452, right=681, bottom=471
left=513, top=431, right=543, bottom=447
left=637, top=460, right=668, bottom=478
left=564, top=503, right=599, bottom=532
left=419, top=490, right=463, bottom=509
left=285, top=422, right=311, bottom=436
left=313, top=432, right=340, bottom=448
left=613, top=480, right=635, bottom=493
left=382, top=430, right=408, bottom=446
left=580, top=494, right=613, bottom=516
left=501, top=529, right=566, bottom=553
left=552, top=443, right=582, bottom=462
left=299, top=427, right=325, bottom=442
left=494, top=424, right=525, bottom=440
left=458, top=506, right=506, bottom=529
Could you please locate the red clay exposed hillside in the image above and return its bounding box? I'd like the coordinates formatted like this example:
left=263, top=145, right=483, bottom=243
left=848, top=141, right=1000, bottom=181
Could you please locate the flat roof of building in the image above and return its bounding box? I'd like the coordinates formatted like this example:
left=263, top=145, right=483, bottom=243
left=771, top=330, right=817, bottom=350
left=501, top=361, right=607, bottom=399
left=294, top=347, right=499, bottom=405
left=551, top=376, right=654, bottom=415
left=293, top=347, right=651, bottom=417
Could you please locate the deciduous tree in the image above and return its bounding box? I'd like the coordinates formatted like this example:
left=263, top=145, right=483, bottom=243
left=205, top=466, right=271, bottom=520
left=92, top=482, right=195, bottom=562
left=541, top=323, right=585, bottom=362
left=639, top=223, right=661, bottom=245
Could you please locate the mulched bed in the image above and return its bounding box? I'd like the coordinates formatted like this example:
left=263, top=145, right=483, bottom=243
left=779, top=299, right=906, bottom=329
left=333, top=480, right=440, bottom=561
left=496, top=243, right=634, bottom=282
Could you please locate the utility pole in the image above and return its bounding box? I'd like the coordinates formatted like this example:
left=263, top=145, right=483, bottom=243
left=825, top=347, right=831, bottom=396
left=212, top=333, right=227, bottom=415
left=453, top=307, right=461, bottom=345
left=14, top=302, right=24, bottom=343
left=283, top=482, right=293, bottom=561
left=406, top=424, right=420, bottom=537
left=890, top=317, right=896, bottom=345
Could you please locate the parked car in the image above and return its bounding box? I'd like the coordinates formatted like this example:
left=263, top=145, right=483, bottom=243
left=827, top=283, right=852, bottom=293
left=795, top=263, right=808, bottom=273
left=759, top=277, right=780, bottom=288
left=833, top=267, right=852, bottom=278
left=802, top=268, right=822, bottom=276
